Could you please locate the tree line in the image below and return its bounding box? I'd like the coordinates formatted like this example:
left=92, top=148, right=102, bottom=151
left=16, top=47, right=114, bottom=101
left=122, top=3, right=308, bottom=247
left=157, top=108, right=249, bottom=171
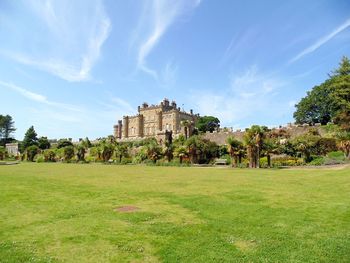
left=1, top=56, right=349, bottom=166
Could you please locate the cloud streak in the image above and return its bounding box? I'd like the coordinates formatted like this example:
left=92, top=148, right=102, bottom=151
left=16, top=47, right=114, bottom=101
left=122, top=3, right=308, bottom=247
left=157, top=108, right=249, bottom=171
left=136, top=0, right=201, bottom=79
left=0, top=80, right=82, bottom=112
left=192, top=66, right=286, bottom=127
left=290, top=18, right=350, bottom=63
left=2, top=0, right=111, bottom=82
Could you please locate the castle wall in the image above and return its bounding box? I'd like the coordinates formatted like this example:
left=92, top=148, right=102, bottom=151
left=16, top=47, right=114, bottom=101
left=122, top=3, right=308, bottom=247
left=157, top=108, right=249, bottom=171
left=116, top=98, right=197, bottom=141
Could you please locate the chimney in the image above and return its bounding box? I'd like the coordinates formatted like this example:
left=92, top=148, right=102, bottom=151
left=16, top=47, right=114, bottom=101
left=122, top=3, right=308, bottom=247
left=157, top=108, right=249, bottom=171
left=163, top=98, right=169, bottom=107
left=190, top=109, right=193, bottom=115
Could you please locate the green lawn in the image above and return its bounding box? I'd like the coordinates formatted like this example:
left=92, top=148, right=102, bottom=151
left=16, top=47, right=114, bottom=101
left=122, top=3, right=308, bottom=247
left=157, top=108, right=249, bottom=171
left=0, top=163, right=349, bottom=262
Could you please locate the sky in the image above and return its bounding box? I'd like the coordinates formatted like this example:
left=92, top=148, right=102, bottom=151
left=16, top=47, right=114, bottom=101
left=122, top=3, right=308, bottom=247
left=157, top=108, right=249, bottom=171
left=0, top=0, right=349, bottom=141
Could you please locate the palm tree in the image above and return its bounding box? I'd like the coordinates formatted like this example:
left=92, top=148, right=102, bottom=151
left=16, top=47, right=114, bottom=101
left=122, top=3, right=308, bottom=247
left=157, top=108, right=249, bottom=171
left=185, top=135, right=201, bottom=164
left=337, top=131, right=350, bottom=159
left=243, top=125, right=267, bottom=168
left=226, top=136, right=243, bottom=167
left=174, top=145, right=188, bottom=164
left=263, top=138, right=279, bottom=168
left=99, top=139, right=114, bottom=162
left=144, top=141, right=162, bottom=163
left=115, top=143, right=128, bottom=163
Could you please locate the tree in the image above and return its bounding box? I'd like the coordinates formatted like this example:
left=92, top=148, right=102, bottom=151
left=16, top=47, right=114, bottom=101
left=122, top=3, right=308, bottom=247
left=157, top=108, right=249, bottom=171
left=185, top=135, right=201, bottom=164
left=293, top=81, right=335, bottom=125
left=144, top=141, right=162, bottom=163
left=26, top=145, right=39, bottom=162
left=38, top=136, right=51, bottom=150
left=99, top=140, right=114, bottom=162
left=294, top=56, right=350, bottom=125
left=163, top=131, right=174, bottom=162
left=0, top=115, right=16, bottom=145
left=57, top=139, right=73, bottom=149
left=63, top=146, right=75, bottom=162
left=292, top=134, right=319, bottom=162
left=115, top=143, right=128, bottom=163
left=0, top=146, right=6, bottom=160
left=43, top=149, right=56, bottom=162
left=226, top=136, right=243, bottom=167
left=244, top=125, right=268, bottom=168
left=22, top=126, right=38, bottom=151
left=75, top=138, right=91, bottom=162
left=196, top=116, right=220, bottom=133
left=174, top=145, right=188, bottom=164
left=336, top=131, right=350, bottom=159
left=263, top=138, right=279, bottom=168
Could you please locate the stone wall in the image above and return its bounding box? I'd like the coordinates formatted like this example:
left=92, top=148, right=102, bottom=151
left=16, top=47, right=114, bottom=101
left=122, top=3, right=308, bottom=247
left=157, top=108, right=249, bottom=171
left=203, top=124, right=327, bottom=145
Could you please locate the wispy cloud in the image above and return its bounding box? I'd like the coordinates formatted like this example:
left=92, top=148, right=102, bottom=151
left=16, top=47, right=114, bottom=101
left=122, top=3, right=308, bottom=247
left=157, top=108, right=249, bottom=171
left=1, top=0, right=111, bottom=82
left=136, top=0, right=201, bottom=80
left=192, top=66, right=286, bottom=127
left=289, top=18, right=350, bottom=63
left=0, top=80, right=82, bottom=112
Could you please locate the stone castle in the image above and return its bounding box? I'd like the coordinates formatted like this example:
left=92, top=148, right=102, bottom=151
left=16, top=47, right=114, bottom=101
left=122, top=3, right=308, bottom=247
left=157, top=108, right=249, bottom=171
left=114, top=98, right=198, bottom=142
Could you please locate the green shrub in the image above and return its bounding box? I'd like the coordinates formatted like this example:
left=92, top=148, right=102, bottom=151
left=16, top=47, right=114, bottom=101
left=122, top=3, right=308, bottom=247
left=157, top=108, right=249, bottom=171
left=85, top=156, right=95, bottom=163
left=0, top=146, right=7, bottom=160
left=308, top=157, right=325, bottom=166
left=26, top=145, right=39, bottom=162
left=120, top=158, right=132, bottom=165
left=63, top=146, right=75, bottom=162
left=271, top=156, right=304, bottom=167
left=35, top=154, right=45, bottom=163
left=43, top=149, right=56, bottom=162
left=327, top=151, right=345, bottom=159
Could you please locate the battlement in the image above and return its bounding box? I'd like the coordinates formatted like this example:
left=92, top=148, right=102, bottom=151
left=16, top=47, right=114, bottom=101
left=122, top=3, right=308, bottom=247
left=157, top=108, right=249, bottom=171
left=114, top=98, right=197, bottom=141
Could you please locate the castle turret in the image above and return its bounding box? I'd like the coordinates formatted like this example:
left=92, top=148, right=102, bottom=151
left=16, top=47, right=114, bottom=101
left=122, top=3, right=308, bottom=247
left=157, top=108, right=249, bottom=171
left=123, top=116, right=129, bottom=138
left=157, top=111, right=163, bottom=131
left=137, top=115, right=143, bottom=137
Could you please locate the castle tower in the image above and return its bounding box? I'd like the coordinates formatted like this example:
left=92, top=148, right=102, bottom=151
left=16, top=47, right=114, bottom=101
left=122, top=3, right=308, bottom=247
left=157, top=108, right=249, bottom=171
left=117, top=120, right=122, bottom=139
left=123, top=116, right=129, bottom=138
left=137, top=115, right=144, bottom=137
left=157, top=111, right=163, bottom=131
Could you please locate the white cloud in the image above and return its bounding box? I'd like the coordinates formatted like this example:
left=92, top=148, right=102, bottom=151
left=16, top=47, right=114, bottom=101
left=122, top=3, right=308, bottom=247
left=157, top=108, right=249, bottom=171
left=192, top=66, right=285, bottom=127
left=136, top=0, right=200, bottom=79
left=3, top=0, right=111, bottom=82
left=0, top=80, right=82, bottom=112
left=289, top=18, right=350, bottom=63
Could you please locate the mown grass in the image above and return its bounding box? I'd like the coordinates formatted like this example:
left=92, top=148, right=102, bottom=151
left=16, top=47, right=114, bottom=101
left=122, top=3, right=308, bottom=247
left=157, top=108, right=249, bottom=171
left=0, top=163, right=349, bottom=262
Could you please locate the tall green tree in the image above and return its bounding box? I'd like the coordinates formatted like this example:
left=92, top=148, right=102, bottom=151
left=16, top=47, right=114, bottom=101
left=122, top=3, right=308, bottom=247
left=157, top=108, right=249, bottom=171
left=22, top=126, right=38, bottom=151
left=293, top=81, right=334, bottom=125
left=0, top=114, right=16, bottom=145
left=226, top=136, right=243, bottom=167
left=195, top=116, right=220, bottom=133
left=294, top=56, right=350, bottom=125
left=38, top=136, right=51, bottom=150
left=115, top=143, right=128, bottom=163
left=244, top=125, right=268, bottom=168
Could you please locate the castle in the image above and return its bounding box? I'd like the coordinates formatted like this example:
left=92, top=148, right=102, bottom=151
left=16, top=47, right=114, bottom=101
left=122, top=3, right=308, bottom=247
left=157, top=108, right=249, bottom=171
left=114, top=98, right=198, bottom=142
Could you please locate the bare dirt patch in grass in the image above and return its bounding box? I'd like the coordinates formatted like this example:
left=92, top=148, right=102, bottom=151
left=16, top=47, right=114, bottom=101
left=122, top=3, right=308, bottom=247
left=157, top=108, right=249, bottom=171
left=115, top=206, right=140, bottom=213
left=234, top=240, right=257, bottom=252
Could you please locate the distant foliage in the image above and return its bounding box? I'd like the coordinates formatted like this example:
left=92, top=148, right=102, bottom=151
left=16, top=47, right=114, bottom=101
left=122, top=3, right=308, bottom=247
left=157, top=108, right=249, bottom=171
left=22, top=126, right=38, bottom=151
left=294, top=56, right=350, bottom=125
left=196, top=116, right=220, bottom=133
left=26, top=145, right=39, bottom=162
left=0, top=114, right=16, bottom=146
left=63, top=146, right=75, bottom=162
left=57, top=139, right=74, bottom=149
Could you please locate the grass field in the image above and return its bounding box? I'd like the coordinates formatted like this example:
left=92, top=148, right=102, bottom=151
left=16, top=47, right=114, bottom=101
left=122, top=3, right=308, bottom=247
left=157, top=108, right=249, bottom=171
left=0, top=163, right=349, bottom=262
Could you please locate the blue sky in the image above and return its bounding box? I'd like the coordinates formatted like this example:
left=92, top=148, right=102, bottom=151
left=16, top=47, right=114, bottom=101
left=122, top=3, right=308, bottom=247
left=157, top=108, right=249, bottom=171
left=0, top=0, right=349, bottom=140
